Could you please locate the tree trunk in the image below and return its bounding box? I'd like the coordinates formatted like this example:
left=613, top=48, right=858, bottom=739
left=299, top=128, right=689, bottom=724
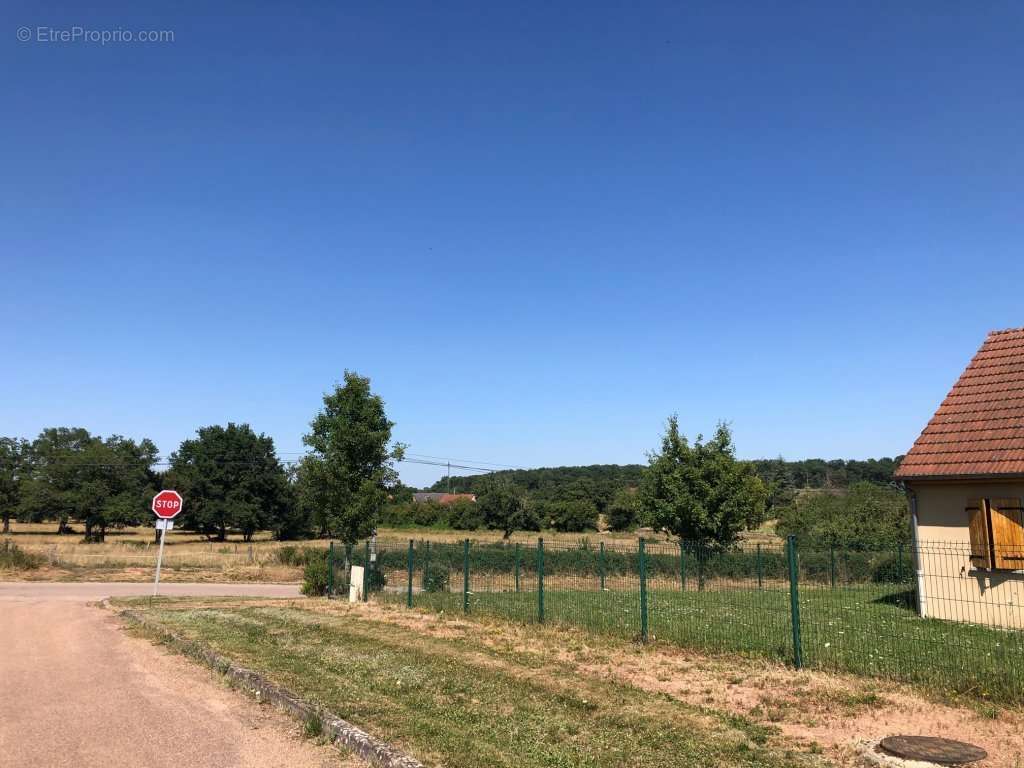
left=57, top=517, right=69, bottom=535
left=2, top=514, right=9, bottom=533
left=218, top=522, right=226, bottom=542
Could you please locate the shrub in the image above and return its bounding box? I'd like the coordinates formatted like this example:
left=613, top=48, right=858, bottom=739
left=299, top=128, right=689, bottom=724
left=422, top=564, right=450, bottom=592
left=606, top=489, right=640, bottom=531
left=0, top=541, right=42, bottom=570
left=548, top=500, right=598, bottom=532
left=870, top=551, right=913, bottom=584
left=449, top=499, right=485, bottom=530
left=276, top=545, right=323, bottom=567
left=301, top=556, right=329, bottom=596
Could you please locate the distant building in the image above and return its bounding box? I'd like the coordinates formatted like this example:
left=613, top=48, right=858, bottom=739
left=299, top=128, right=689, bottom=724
left=412, top=492, right=477, bottom=505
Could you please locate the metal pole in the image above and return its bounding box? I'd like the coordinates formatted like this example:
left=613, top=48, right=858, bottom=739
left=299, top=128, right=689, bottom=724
left=639, top=538, right=648, bottom=643
left=537, top=537, right=545, bottom=623
left=600, top=541, right=606, bottom=591
left=756, top=543, right=763, bottom=590
left=463, top=538, right=470, bottom=613
left=327, top=541, right=335, bottom=598
left=680, top=540, right=687, bottom=591
left=363, top=539, right=370, bottom=602
left=407, top=539, right=414, bottom=608
left=829, top=544, right=836, bottom=589
left=786, top=535, right=803, bottom=669
left=514, top=542, right=520, bottom=592
left=153, top=524, right=167, bottom=597
left=422, top=540, right=430, bottom=590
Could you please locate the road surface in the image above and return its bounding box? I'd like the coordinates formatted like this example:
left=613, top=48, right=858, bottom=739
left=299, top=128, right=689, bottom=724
left=0, top=581, right=353, bottom=768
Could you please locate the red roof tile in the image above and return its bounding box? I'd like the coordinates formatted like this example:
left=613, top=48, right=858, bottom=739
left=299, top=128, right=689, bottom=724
left=896, top=327, right=1024, bottom=479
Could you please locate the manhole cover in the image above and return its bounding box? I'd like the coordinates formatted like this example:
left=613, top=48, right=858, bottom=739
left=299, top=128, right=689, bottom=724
left=879, top=736, right=987, bottom=766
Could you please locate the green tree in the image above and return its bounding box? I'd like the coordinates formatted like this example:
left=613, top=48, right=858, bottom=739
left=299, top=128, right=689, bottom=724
left=298, top=372, right=404, bottom=543
left=0, top=438, right=28, bottom=533
left=18, top=428, right=158, bottom=540
left=638, top=417, right=767, bottom=547
left=547, top=499, right=599, bottom=532
left=606, top=488, right=640, bottom=532
left=477, top=479, right=537, bottom=538
left=775, top=482, right=909, bottom=549
left=169, top=423, right=292, bottom=542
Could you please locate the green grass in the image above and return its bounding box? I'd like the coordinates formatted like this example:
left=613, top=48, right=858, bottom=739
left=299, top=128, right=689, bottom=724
left=130, top=601, right=818, bottom=768
left=382, top=583, right=1024, bottom=703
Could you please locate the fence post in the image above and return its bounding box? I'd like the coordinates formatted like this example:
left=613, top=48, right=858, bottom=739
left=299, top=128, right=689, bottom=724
left=829, top=544, right=836, bottom=589
left=407, top=539, right=414, bottom=608
left=463, top=538, right=470, bottom=614
left=514, top=542, right=521, bottom=592
left=697, top=545, right=705, bottom=592
left=679, top=540, right=687, bottom=591
left=363, top=540, right=371, bottom=602
left=639, top=538, right=649, bottom=642
left=327, top=541, right=335, bottom=598
left=600, top=541, right=606, bottom=591
left=786, top=535, right=803, bottom=669
left=537, top=537, right=545, bottom=623
left=422, top=540, right=430, bottom=590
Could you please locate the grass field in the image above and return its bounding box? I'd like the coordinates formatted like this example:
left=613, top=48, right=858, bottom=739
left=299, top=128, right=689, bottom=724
left=122, top=598, right=821, bottom=768
left=0, top=522, right=686, bottom=582
left=379, top=582, right=1024, bottom=703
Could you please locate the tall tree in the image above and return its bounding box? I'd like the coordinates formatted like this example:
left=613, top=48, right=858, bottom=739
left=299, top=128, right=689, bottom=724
left=0, top=438, right=28, bottom=533
left=17, top=428, right=157, bottom=540
left=638, top=417, right=767, bottom=546
left=298, top=371, right=404, bottom=543
left=168, top=423, right=292, bottom=542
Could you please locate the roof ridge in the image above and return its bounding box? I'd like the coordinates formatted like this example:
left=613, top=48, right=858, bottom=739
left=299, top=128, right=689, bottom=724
left=988, top=326, right=1024, bottom=336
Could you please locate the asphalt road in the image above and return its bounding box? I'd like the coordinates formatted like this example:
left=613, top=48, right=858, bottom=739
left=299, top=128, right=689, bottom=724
left=0, top=582, right=349, bottom=768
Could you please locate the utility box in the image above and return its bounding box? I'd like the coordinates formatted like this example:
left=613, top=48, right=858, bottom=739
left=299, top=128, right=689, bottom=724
left=349, top=565, right=365, bottom=603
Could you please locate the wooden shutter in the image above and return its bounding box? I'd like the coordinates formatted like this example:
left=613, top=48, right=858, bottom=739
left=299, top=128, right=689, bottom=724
left=990, top=498, right=1024, bottom=570
left=966, top=498, right=992, bottom=569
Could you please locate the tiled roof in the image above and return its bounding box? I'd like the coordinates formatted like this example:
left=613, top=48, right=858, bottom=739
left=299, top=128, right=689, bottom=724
left=896, top=327, right=1024, bottom=479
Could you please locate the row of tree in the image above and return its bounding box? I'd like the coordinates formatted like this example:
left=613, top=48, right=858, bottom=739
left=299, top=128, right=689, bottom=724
left=0, top=369, right=908, bottom=549
left=0, top=372, right=403, bottom=543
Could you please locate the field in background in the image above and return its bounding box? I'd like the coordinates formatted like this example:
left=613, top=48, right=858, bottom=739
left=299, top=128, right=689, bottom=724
left=1, top=521, right=778, bottom=582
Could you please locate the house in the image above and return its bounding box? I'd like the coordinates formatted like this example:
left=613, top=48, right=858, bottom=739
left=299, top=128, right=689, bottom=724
left=896, top=326, right=1024, bottom=628
left=412, top=492, right=477, bottom=505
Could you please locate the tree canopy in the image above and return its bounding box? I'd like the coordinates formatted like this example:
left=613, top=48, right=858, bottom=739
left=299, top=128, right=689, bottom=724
left=297, top=371, right=404, bottom=543
left=638, top=418, right=768, bottom=546
left=167, top=423, right=294, bottom=542
left=17, top=427, right=158, bottom=540
left=774, top=482, right=909, bottom=549
left=0, top=438, right=28, bottom=533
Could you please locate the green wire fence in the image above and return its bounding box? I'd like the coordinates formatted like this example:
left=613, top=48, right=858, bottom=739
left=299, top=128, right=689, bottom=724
left=325, top=535, right=1024, bottom=702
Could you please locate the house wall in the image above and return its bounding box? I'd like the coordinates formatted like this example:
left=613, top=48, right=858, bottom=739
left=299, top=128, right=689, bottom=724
left=910, top=480, right=1024, bottom=629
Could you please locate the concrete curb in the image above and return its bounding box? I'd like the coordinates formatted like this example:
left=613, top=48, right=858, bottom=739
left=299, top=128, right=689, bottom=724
left=113, top=605, right=424, bottom=768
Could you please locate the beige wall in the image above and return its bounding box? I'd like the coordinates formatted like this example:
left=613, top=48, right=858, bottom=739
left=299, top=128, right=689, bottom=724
left=910, top=480, right=1024, bottom=629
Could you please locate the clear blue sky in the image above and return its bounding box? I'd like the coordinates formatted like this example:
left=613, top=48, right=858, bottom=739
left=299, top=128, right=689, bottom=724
left=3, top=2, right=1023, bottom=488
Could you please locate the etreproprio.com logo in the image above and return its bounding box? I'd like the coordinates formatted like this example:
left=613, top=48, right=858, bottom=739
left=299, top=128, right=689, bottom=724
left=17, top=25, right=175, bottom=45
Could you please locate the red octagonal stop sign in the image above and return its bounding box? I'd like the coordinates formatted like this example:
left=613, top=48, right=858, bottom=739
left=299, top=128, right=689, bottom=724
left=152, top=489, right=184, bottom=519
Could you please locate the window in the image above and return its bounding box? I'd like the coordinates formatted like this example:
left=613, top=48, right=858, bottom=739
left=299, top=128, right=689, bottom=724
left=967, top=497, right=1024, bottom=570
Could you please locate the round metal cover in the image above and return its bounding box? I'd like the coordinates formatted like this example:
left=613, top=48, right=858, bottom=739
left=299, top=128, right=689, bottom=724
left=879, top=735, right=987, bottom=765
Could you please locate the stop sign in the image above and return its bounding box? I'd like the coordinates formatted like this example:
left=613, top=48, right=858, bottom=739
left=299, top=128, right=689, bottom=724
left=152, top=490, right=184, bottom=519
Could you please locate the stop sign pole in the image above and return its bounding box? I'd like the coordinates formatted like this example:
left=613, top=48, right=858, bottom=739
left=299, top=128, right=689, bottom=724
left=151, top=490, right=183, bottom=597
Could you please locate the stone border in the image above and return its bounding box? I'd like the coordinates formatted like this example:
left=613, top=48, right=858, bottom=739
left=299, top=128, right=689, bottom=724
left=113, top=605, right=424, bottom=768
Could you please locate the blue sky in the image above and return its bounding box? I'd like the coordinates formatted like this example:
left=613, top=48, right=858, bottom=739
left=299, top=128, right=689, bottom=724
left=2, top=2, right=1023, bottom=488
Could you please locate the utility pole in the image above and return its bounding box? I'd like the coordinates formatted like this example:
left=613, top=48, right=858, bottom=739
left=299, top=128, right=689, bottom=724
left=447, top=460, right=451, bottom=493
